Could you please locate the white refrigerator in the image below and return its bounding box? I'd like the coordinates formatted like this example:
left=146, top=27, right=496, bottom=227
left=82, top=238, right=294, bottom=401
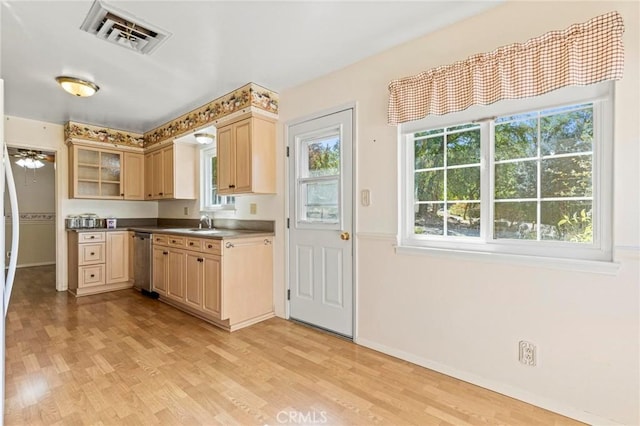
left=1, top=78, right=21, bottom=421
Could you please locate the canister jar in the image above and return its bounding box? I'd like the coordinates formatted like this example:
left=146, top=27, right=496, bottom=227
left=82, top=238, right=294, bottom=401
left=65, top=215, right=80, bottom=229
left=80, top=214, right=98, bottom=228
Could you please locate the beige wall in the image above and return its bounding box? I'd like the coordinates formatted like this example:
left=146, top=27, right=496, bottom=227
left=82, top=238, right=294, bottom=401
left=278, top=2, right=639, bottom=425
left=3, top=116, right=159, bottom=289
left=4, top=156, right=55, bottom=266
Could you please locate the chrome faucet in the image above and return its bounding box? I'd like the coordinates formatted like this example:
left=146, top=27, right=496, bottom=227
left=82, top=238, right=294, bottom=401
left=199, top=214, right=213, bottom=229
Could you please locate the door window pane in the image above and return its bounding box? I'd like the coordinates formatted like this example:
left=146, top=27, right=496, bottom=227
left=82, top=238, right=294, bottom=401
left=300, top=180, right=339, bottom=223
left=302, top=135, right=340, bottom=178
left=297, top=130, right=341, bottom=225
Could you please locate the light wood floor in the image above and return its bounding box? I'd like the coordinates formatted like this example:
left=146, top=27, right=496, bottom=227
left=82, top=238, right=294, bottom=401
left=4, top=265, right=583, bottom=425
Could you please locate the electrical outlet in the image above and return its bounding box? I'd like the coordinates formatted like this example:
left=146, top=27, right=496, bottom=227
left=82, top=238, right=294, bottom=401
left=184, top=207, right=189, bottom=216
left=250, top=203, right=257, bottom=215
left=519, top=340, right=536, bottom=366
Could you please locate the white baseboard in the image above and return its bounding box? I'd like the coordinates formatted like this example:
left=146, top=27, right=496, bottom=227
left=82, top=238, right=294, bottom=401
left=355, top=337, right=623, bottom=426
left=17, top=261, right=55, bottom=268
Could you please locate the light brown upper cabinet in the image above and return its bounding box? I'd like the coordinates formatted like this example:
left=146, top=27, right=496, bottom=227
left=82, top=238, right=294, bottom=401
left=69, top=144, right=123, bottom=199
left=144, top=153, right=153, bottom=200
left=217, top=114, right=276, bottom=195
left=145, top=143, right=197, bottom=200
left=122, top=152, right=145, bottom=200
left=69, top=142, right=146, bottom=200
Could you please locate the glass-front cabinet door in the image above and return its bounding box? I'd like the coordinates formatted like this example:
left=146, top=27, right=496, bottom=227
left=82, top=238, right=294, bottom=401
left=72, top=145, right=123, bottom=199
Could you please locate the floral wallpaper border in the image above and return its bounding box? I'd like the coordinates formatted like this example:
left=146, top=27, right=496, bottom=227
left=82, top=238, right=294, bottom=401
left=5, top=213, right=56, bottom=222
left=63, top=82, right=278, bottom=150
left=64, top=122, right=145, bottom=148
left=144, top=82, right=279, bottom=147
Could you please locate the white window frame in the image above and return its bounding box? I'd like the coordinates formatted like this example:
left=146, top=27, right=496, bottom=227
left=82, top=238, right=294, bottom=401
left=200, top=144, right=234, bottom=211
left=398, top=83, right=614, bottom=264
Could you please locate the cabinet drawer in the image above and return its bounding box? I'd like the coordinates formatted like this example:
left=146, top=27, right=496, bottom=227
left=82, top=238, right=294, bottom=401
left=186, top=238, right=203, bottom=250
left=79, top=232, right=105, bottom=243
left=167, top=236, right=186, bottom=248
left=153, top=234, right=168, bottom=246
left=79, top=264, right=105, bottom=288
left=202, top=240, right=221, bottom=255
left=79, top=243, right=105, bottom=265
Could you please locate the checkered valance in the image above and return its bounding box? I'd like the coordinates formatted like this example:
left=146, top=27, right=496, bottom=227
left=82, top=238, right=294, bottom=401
left=388, top=11, right=625, bottom=125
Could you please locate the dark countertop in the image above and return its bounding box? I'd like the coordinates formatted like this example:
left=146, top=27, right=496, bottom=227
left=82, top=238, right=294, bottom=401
left=66, top=226, right=275, bottom=240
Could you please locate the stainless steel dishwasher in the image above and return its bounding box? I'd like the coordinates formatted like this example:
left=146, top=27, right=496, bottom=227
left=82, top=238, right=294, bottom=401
left=133, top=232, right=158, bottom=298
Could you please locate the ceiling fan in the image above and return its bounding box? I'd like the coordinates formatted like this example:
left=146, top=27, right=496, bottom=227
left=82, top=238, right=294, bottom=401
left=12, top=149, right=54, bottom=169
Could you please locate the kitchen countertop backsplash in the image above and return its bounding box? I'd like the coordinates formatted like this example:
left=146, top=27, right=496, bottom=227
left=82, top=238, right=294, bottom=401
left=66, top=217, right=275, bottom=237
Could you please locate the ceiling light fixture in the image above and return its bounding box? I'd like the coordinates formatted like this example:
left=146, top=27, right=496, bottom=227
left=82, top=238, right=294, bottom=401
left=13, top=150, right=47, bottom=170
left=55, top=76, right=99, bottom=97
left=15, top=158, right=45, bottom=169
left=194, top=133, right=215, bottom=145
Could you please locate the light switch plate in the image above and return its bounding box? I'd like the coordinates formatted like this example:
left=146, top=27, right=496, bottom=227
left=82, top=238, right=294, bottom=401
left=250, top=203, right=257, bottom=214
left=184, top=207, right=189, bottom=216
left=361, top=189, right=371, bottom=206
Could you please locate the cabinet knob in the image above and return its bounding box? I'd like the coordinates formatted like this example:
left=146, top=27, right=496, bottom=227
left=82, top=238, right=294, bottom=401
left=189, top=242, right=194, bottom=246
left=159, top=192, right=163, bottom=196
left=148, top=194, right=152, bottom=197
left=172, top=240, right=176, bottom=243
left=120, top=193, right=124, bottom=196
left=197, top=258, right=204, bottom=262
left=90, top=274, right=95, bottom=278
left=90, top=236, right=95, bottom=239
left=229, top=185, right=235, bottom=188
left=90, top=252, right=95, bottom=256
left=207, top=244, right=213, bottom=249
left=163, top=251, right=168, bottom=255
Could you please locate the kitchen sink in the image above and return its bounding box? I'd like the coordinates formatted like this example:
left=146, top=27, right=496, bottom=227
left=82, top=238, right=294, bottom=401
left=166, top=228, right=222, bottom=234
left=190, top=229, right=222, bottom=234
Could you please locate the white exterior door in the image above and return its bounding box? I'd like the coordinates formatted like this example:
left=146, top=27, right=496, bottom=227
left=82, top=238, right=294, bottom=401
left=288, top=108, right=353, bottom=337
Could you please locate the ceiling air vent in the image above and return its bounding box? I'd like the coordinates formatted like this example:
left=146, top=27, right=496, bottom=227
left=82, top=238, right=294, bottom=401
left=80, top=0, right=171, bottom=55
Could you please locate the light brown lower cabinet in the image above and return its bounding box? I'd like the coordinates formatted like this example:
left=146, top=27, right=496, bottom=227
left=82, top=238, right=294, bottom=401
left=152, top=245, right=168, bottom=296
left=68, top=231, right=132, bottom=296
left=201, top=255, right=222, bottom=318
left=152, top=234, right=273, bottom=331
left=166, top=249, right=186, bottom=301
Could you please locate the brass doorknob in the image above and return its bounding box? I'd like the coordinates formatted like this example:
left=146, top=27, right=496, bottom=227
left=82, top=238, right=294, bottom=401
left=340, top=231, right=350, bottom=241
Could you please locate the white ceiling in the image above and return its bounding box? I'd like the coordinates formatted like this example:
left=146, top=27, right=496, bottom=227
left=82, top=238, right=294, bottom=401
left=1, top=1, right=500, bottom=133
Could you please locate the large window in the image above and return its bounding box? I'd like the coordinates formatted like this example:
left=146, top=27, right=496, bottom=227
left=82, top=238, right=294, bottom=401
left=200, top=145, right=234, bottom=210
left=401, top=86, right=612, bottom=261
